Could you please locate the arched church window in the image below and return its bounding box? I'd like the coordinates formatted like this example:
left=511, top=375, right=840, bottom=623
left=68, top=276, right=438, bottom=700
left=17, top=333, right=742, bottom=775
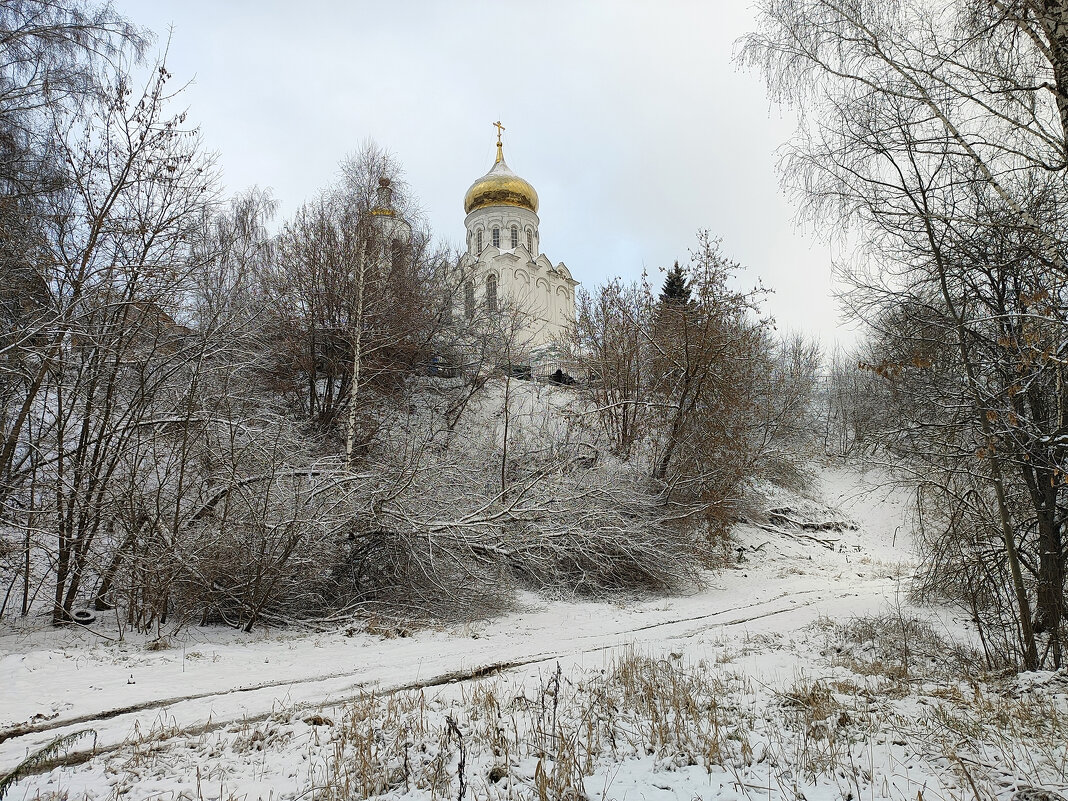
left=464, top=281, right=475, bottom=319
left=476, top=230, right=483, bottom=254
left=487, top=273, right=498, bottom=312
left=526, top=228, right=533, bottom=253
left=492, top=227, right=500, bottom=248
left=510, top=225, right=518, bottom=249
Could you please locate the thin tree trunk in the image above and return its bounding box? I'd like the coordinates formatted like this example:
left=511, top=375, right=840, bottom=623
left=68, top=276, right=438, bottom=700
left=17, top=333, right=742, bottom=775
left=345, top=252, right=367, bottom=471
left=932, top=248, right=1039, bottom=670
left=501, top=374, right=511, bottom=499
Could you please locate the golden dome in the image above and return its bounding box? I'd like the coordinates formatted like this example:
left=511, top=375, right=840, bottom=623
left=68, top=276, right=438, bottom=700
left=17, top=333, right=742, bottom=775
left=464, top=141, right=539, bottom=215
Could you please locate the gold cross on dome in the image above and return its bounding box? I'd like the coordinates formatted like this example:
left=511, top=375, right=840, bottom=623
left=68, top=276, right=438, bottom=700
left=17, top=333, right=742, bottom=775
left=493, top=120, right=505, bottom=144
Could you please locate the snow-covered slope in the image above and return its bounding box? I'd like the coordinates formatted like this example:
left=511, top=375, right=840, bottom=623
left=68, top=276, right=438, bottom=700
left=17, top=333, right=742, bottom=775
left=2, top=463, right=1064, bottom=800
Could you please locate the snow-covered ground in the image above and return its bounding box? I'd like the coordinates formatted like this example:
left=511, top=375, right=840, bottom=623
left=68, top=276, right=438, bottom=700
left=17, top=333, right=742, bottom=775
left=3, top=463, right=1066, bottom=800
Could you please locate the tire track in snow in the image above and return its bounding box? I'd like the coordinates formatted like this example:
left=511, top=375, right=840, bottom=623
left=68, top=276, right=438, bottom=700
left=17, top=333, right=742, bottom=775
left=595, top=586, right=828, bottom=637
left=0, top=585, right=830, bottom=748
left=0, top=585, right=880, bottom=777
left=0, top=665, right=376, bottom=746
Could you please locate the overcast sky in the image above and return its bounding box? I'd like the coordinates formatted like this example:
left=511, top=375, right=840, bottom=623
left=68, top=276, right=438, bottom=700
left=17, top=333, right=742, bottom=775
left=114, top=0, right=855, bottom=345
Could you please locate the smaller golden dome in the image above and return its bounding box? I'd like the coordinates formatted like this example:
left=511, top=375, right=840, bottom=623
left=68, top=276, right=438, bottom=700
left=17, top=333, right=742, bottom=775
left=464, top=142, right=539, bottom=215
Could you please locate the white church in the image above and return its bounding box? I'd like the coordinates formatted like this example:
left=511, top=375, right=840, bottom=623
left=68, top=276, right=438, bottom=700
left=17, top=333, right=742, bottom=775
left=456, top=125, right=578, bottom=357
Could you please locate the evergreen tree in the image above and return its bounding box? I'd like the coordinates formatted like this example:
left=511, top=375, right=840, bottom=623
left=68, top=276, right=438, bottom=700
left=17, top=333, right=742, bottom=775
left=659, top=261, right=691, bottom=305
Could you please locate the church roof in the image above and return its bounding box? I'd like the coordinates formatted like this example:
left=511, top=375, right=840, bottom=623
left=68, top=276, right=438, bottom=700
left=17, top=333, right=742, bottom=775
left=464, top=140, right=539, bottom=215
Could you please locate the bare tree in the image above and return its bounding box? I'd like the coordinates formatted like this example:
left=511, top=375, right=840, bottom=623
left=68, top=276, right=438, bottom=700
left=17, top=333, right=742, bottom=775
left=261, top=142, right=442, bottom=448
left=571, top=233, right=811, bottom=539
left=0, top=27, right=223, bottom=623
left=1, top=0, right=147, bottom=504
left=820, top=346, right=886, bottom=457
left=571, top=278, right=651, bottom=460
left=744, top=0, right=1068, bottom=668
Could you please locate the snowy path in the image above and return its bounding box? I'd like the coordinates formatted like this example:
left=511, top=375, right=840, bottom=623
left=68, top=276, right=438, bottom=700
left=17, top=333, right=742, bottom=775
left=0, top=464, right=916, bottom=777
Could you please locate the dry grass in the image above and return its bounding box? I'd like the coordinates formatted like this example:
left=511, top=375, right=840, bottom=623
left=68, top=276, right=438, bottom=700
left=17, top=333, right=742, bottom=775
left=12, top=625, right=1068, bottom=801
left=303, top=650, right=755, bottom=800
left=820, top=612, right=1068, bottom=799
left=825, top=609, right=986, bottom=682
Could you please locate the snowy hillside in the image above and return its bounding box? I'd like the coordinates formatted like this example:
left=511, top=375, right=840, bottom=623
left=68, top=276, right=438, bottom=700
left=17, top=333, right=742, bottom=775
left=3, top=463, right=1064, bottom=800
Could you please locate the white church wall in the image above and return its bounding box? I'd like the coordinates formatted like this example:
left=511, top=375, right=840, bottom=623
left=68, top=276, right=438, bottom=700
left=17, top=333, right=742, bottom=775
left=457, top=140, right=576, bottom=360
left=464, top=206, right=540, bottom=258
